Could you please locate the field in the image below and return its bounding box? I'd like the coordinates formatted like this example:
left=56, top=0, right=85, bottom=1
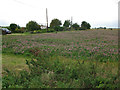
left=2, top=30, right=119, bottom=88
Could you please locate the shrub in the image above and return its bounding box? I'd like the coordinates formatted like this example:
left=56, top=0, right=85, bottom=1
left=47, top=28, right=55, bottom=32
left=79, top=27, right=86, bottom=30
left=15, top=27, right=25, bottom=33
left=54, top=26, right=64, bottom=31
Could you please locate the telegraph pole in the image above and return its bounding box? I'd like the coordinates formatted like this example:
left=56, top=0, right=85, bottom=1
left=71, top=17, right=73, bottom=30
left=46, top=8, right=48, bottom=32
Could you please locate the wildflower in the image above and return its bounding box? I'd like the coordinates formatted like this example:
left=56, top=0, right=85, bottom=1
left=86, top=48, right=89, bottom=50
left=22, top=51, right=24, bottom=53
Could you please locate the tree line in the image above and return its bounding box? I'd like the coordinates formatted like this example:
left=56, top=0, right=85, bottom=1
left=7, top=18, right=91, bottom=33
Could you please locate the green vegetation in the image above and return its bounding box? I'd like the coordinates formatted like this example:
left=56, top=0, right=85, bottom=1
left=63, top=20, right=71, bottom=28
left=2, top=55, right=118, bottom=88
left=72, top=23, right=79, bottom=30
left=9, top=23, right=18, bottom=33
left=26, top=21, right=41, bottom=31
left=80, top=21, right=91, bottom=30
left=2, top=30, right=119, bottom=88
left=50, top=19, right=62, bottom=28
left=2, top=54, right=30, bottom=73
left=2, top=18, right=91, bottom=35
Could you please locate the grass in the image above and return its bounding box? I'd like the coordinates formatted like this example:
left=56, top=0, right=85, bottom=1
left=2, top=54, right=119, bottom=88
left=2, top=53, right=30, bottom=73
left=2, top=29, right=119, bottom=88
left=50, top=55, right=118, bottom=74
left=2, top=53, right=118, bottom=75
left=2, top=29, right=118, bottom=72
left=2, top=30, right=118, bottom=62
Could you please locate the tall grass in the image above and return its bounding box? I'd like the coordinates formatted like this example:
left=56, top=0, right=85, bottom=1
left=2, top=54, right=119, bottom=88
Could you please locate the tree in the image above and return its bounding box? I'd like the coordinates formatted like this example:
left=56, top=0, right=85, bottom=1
left=63, top=20, right=70, bottom=27
left=72, top=23, right=79, bottom=30
left=81, top=21, right=91, bottom=30
left=9, top=23, right=17, bottom=32
left=104, top=27, right=106, bottom=29
left=26, top=21, right=40, bottom=31
left=50, top=19, right=62, bottom=28
left=87, top=23, right=91, bottom=29
left=17, top=25, right=21, bottom=29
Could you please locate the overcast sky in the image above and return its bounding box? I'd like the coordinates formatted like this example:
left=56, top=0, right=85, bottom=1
left=0, top=0, right=119, bottom=28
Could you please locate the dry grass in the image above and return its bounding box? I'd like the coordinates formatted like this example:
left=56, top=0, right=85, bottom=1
left=2, top=54, right=30, bottom=73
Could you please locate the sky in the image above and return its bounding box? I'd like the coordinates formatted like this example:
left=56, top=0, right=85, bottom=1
left=0, top=0, right=119, bottom=28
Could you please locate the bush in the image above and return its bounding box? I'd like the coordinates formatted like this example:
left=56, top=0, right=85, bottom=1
left=47, top=28, right=55, bottom=32
left=79, top=27, right=86, bottom=30
left=54, top=26, right=64, bottom=31
left=15, top=28, right=25, bottom=33
left=28, top=27, right=62, bottom=34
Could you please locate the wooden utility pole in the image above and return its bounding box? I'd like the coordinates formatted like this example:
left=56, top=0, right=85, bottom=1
left=71, top=17, right=73, bottom=30
left=46, top=8, right=48, bottom=32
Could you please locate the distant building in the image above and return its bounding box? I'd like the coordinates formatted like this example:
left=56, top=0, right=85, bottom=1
left=40, top=25, right=47, bottom=29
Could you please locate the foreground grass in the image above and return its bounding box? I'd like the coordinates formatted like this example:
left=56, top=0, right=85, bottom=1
left=2, top=53, right=30, bottom=73
left=2, top=54, right=118, bottom=75
left=2, top=55, right=119, bottom=88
